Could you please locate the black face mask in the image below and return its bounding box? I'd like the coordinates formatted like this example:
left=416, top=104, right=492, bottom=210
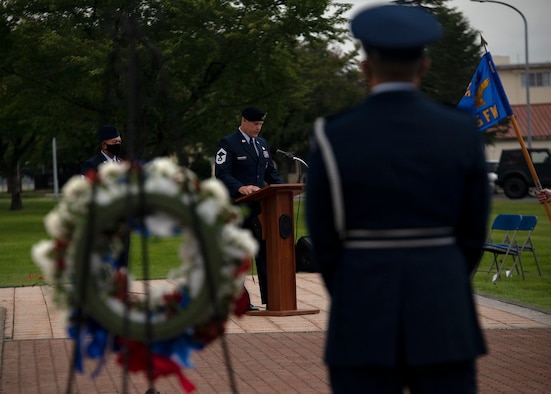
left=105, top=143, right=122, bottom=157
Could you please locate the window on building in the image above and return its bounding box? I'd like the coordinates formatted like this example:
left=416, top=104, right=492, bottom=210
left=521, top=72, right=550, bottom=87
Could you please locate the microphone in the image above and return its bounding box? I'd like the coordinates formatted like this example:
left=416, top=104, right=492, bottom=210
left=271, top=147, right=309, bottom=169
left=273, top=148, right=294, bottom=159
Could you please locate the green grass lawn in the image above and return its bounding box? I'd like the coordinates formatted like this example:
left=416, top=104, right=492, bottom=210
left=1, top=193, right=550, bottom=312
left=0, top=194, right=54, bottom=286
left=471, top=198, right=551, bottom=312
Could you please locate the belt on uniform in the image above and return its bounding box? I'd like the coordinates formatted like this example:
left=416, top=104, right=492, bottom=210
left=344, top=227, right=456, bottom=249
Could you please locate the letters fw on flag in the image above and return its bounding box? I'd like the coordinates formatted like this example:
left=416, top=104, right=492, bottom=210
left=457, top=52, right=513, bottom=131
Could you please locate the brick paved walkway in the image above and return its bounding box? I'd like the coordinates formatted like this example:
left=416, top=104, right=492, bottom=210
left=1, top=274, right=550, bottom=393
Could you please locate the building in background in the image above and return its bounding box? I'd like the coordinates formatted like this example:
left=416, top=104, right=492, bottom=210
left=485, top=56, right=551, bottom=160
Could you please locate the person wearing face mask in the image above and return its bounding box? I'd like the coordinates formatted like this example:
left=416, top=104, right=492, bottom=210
left=81, top=125, right=123, bottom=176
left=81, top=125, right=129, bottom=269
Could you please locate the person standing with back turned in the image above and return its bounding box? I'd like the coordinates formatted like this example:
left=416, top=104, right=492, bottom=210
left=306, top=4, right=490, bottom=393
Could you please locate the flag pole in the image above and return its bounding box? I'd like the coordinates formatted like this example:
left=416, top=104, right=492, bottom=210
left=456, top=44, right=550, bottom=222
left=508, top=115, right=551, bottom=222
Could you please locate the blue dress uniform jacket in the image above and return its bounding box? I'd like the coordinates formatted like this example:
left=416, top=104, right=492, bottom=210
left=215, top=130, right=283, bottom=201
left=306, top=89, right=490, bottom=368
left=81, top=153, right=108, bottom=175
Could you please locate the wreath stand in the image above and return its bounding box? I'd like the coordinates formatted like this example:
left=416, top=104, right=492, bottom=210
left=32, top=160, right=253, bottom=394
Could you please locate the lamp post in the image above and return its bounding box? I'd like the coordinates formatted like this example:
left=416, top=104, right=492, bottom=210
left=471, top=0, right=531, bottom=148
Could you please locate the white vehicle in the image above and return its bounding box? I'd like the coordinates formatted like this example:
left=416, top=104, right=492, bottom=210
left=487, top=160, right=498, bottom=194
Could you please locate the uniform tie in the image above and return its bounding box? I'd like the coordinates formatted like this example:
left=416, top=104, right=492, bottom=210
left=250, top=138, right=258, bottom=156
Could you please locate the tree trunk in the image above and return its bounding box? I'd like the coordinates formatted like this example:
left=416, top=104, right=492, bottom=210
left=9, top=169, right=23, bottom=211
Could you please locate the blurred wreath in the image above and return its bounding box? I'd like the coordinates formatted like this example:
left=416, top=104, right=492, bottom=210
left=32, top=157, right=257, bottom=393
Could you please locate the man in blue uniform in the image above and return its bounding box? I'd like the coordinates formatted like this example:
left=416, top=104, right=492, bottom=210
left=81, top=125, right=123, bottom=175
left=306, top=4, right=490, bottom=393
left=215, top=106, right=284, bottom=310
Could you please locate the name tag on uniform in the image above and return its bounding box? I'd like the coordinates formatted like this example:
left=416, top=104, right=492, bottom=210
left=237, top=156, right=247, bottom=160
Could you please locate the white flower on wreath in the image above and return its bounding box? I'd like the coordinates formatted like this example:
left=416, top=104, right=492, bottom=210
left=31, top=240, right=57, bottom=282
left=44, top=208, right=68, bottom=241
left=144, top=157, right=189, bottom=196
left=196, top=178, right=240, bottom=226
left=201, top=178, right=230, bottom=206
left=94, top=161, right=134, bottom=206
left=62, top=176, right=92, bottom=213
left=220, top=225, right=258, bottom=259
left=99, top=161, right=131, bottom=185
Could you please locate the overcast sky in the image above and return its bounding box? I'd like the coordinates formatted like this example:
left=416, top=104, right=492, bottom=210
left=335, top=0, right=551, bottom=64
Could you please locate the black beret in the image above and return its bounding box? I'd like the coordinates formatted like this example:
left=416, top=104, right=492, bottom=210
left=96, top=125, right=120, bottom=142
left=242, top=106, right=267, bottom=122
left=351, top=4, right=442, bottom=58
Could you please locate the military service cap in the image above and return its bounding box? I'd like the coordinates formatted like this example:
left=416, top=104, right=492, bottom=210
left=97, top=125, right=120, bottom=142
left=350, top=4, right=442, bottom=60
left=242, top=106, right=267, bottom=122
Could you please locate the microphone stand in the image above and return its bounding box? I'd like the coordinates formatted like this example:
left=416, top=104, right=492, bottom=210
left=276, top=149, right=309, bottom=169
left=292, top=156, right=309, bottom=169
left=287, top=155, right=308, bottom=246
left=286, top=154, right=308, bottom=184
left=274, top=149, right=308, bottom=183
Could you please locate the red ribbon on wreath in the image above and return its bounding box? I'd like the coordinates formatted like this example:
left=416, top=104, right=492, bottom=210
left=117, top=340, right=197, bottom=393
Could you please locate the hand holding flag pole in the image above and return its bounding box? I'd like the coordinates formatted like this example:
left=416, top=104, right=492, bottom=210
left=458, top=49, right=551, bottom=222
left=508, top=115, right=550, bottom=210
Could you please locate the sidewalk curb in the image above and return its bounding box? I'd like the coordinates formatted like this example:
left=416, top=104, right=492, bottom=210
left=0, top=307, right=5, bottom=372
left=476, top=291, right=551, bottom=315
left=475, top=294, right=551, bottom=326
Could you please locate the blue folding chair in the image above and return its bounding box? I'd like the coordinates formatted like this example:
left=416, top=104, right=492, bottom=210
left=474, top=214, right=522, bottom=282
left=504, top=215, right=542, bottom=280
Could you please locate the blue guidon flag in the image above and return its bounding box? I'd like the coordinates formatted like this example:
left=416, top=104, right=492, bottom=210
left=458, top=52, right=514, bottom=131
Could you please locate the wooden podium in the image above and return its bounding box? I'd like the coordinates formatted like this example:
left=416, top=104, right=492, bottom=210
left=237, top=184, right=319, bottom=316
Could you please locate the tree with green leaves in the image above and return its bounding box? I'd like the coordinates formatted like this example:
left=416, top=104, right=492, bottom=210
left=1, top=0, right=358, bottom=200
left=391, top=0, right=483, bottom=103
left=1, top=0, right=487, bottom=210
left=388, top=1, right=498, bottom=143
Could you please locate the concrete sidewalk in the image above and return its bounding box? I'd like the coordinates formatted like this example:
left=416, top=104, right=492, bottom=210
left=1, top=273, right=550, bottom=393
